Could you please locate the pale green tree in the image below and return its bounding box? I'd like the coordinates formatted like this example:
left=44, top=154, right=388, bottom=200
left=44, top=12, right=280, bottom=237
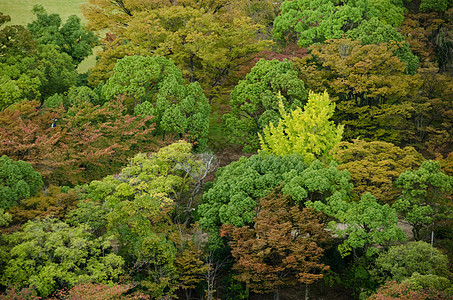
left=259, top=91, right=343, bottom=164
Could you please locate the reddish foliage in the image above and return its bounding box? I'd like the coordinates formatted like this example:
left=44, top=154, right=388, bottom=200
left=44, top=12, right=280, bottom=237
left=223, top=188, right=330, bottom=295
left=0, top=286, right=41, bottom=300
left=369, top=281, right=451, bottom=300
left=50, top=283, right=150, bottom=300
left=0, top=100, right=162, bottom=186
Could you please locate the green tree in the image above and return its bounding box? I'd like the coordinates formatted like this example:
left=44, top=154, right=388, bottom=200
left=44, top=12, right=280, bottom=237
left=259, top=91, right=343, bottom=163
left=222, top=59, right=307, bottom=152
left=374, top=241, right=451, bottom=283
left=308, top=192, right=405, bottom=258
left=27, top=5, right=97, bottom=66
left=0, top=155, right=43, bottom=210
left=1, top=218, right=124, bottom=297
left=393, top=160, right=453, bottom=241
left=102, top=55, right=210, bottom=150
left=273, top=0, right=405, bottom=48
left=332, top=140, right=424, bottom=203
left=223, top=188, right=329, bottom=300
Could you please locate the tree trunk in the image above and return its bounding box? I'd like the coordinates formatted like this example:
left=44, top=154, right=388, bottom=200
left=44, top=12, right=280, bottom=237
left=273, top=285, right=280, bottom=300
left=305, top=283, right=310, bottom=300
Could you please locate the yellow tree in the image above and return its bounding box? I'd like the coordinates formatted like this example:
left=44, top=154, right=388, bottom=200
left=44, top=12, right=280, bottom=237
left=259, top=91, right=343, bottom=164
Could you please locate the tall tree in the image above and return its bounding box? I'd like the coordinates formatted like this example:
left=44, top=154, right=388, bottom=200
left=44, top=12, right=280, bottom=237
left=102, top=55, right=210, bottom=150
left=223, top=188, right=329, bottom=300
left=295, top=38, right=421, bottom=145
left=273, top=0, right=405, bottom=47
left=223, top=59, right=307, bottom=152
left=83, top=0, right=269, bottom=101
left=259, top=91, right=343, bottom=163
left=1, top=218, right=124, bottom=297
left=27, top=5, right=97, bottom=66
left=0, top=100, right=157, bottom=185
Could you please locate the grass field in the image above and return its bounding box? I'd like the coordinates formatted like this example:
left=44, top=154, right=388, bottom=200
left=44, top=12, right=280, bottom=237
left=0, top=0, right=88, bottom=25
left=0, top=0, right=98, bottom=73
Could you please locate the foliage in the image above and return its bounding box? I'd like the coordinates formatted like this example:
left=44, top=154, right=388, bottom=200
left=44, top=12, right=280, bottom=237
left=1, top=218, right=124, bottom=297
left=259, top=91, right=343, bottom=163
left=198, top=153, right=354, bottom=250
left=51, top=283, right=151, bottom=299
left=0, top=100, right=158, bottom=186
left=0, top=155, right=43, bottom=210
left=0, top=286, right=40, bottom=300
left=27, top=5, right=97, bottom=65
left=103, top=55, right=210, bottom=150
left=295, top=38, right=421, bottom=144
left=223, top=188, right=329, bottom=297
left=369, top=280, right=451, bottom=300
left=374, top=241, right=451, bottom=283
left=393, top=160, right=453, bottom=240
left=410, top=67, right=453, bottom=157
left=402, top=273, right=453, bottom=295
left=332, top=140, right=424, bottom=203
left=223, top=59, right=307, bottom=152
left=8, top=185, right=78, bottom=225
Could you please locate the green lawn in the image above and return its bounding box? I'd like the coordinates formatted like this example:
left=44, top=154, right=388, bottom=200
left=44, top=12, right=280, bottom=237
left=0, top=0, right=88, bottom=25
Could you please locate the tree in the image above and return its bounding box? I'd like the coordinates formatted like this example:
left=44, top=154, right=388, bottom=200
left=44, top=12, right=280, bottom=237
left=83, top=0, right=269, bottom=101
left=369, top=280, right=451, bottom=300
left=27, top=5, right=97, bottom=66
left=273, top=0, right=405, bottom=47
left=393, top=160, right=453, bottom=241
left=0, top=156, right=43, bottom=210
left=1, top=218, right=124, bottom=297
left=198, top=153, right=354, bottom=247
left=198, top=152, right=308, bottom=233
left=259, top=91, right=343, bottom=163
left=72, top=142, right=213, bottom=298
left=374, top=241, right=451, bottom=283
left=308, top=193, right=405, bottom=258
left=8, top=185, right=78, bottom=225
left=332, top=140, right=424, bottom=203
left=0, top=100, right=158, bottom=186
left=295, top=38, right=421, bottom=145
left=102, top=55, right=210, bottom=150
left=223, top=188, right=329, bottom=300
left=222, top=59, right=307, bottom=152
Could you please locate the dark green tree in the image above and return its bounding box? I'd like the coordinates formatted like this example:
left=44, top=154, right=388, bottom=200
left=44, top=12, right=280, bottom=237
left=0, top=155, right=43, bottom=210
left=27, top=5, right=97, bottom=66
